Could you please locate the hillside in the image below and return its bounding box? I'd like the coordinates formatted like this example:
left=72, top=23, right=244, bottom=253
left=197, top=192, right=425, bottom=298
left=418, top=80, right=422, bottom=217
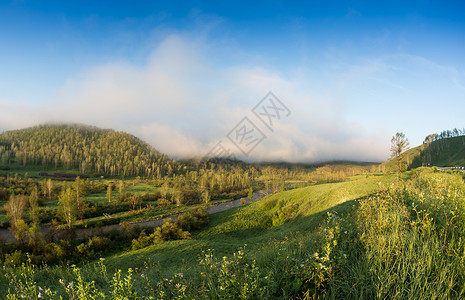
left=2, top=162, right=465, bottom=298
left=382, top=135, right=465, bottom=172
left=0, top=173, right=396, bottom=298
left=0, top=124, right=177, bottom=177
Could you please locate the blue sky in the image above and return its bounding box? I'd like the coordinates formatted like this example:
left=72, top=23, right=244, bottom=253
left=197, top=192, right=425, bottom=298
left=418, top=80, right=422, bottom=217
left=1, top=0, right=465, bottom=162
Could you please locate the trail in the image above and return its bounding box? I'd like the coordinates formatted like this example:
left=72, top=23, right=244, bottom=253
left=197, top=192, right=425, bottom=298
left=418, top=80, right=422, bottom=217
left=0, top=189, right=271, bottom=243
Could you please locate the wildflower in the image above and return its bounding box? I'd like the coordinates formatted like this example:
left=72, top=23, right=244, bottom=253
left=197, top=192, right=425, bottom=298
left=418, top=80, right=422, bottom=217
left=176, top=283, right=182, bottom=289
left=344, top=231, right=347, bottom=234
left=38, top=293, right=44, bottom=299
left=39, top=286, right=43, bottom=291
left=300, top=264, right=304, bottom=267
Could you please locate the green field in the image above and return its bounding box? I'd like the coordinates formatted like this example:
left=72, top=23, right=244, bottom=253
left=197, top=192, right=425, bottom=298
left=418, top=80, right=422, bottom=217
left=0, top=172, right=399, bottom=298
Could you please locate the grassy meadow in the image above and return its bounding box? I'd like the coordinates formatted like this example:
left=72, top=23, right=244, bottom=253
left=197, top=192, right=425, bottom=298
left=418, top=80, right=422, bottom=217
left=8, top=169, right=465, bottom=298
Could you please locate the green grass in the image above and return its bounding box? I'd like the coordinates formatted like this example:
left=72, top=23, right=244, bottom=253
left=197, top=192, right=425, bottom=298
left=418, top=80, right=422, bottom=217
left=0, top=174, right=395, bottom=296
left=14, top=170, right=465, bottom=299
left=95, top=174, right=395, bottom=277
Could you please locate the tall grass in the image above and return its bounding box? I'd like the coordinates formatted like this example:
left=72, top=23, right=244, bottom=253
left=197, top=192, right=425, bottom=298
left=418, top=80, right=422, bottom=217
left=332, top=168, right=465, bottom=299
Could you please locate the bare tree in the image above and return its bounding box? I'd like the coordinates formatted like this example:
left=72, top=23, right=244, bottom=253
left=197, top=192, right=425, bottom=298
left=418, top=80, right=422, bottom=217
left=391, top=132, right=410, bottom=176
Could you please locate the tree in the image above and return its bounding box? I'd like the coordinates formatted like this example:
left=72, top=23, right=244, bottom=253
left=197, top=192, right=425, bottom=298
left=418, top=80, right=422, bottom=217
left=118, top=180, right=124, bottom=195
left=107, top=185, right=112, bottom=203
left=75, top=177, right=88, bottom=220
left=203, top=189, right=210, bottom=204
left=13, top=219, right=29, bottom=243
left=47, top=178, right=53, bottom=200
left=29, top=186, right=41, bottom=224
left=161, top=182, right=169, bottom=205
left=41, top=179, right=47, bottom=198
left=129, top=194, right=142, bottom=210
left=4, top=194, right=27, bottom=231
left=58, top=187, right=77, bottom=229
left=390, top=132, right=410, bottom=176
left=248, top=187, right=254, bottom=202
left=174, top=190, right=184, bottom=207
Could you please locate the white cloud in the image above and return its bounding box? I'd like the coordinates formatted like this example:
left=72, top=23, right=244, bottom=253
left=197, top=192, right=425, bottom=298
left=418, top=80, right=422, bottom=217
left=0, top=33, right=391, bottom=163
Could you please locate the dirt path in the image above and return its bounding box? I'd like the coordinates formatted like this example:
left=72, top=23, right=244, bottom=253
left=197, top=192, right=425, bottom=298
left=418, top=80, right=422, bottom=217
left=0, top=189, right=271, bottom=244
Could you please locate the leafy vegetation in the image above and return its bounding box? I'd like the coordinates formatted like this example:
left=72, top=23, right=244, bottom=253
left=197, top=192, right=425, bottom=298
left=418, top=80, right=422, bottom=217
left=0, top=124, right=176, bottom=177
left=0, top=171, right=393, bottom=298
left=2, top=123, right=465, bottom=298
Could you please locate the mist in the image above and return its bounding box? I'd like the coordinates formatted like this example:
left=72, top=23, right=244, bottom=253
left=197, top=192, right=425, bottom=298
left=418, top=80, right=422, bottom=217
left=0, top=34, right=391, bottom=163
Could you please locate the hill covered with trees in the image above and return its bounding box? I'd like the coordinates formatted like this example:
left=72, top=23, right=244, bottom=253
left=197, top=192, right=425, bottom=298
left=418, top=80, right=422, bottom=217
left=0, top=124, right=177, bottom=177
left=381, top=128, right=465, bottom=172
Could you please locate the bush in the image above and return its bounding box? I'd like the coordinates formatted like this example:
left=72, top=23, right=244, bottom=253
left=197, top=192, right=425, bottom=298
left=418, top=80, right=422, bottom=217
left=131, top=219, right=190, bottom=250
left=76, top=236, right=111, bottom=259
left=140, top=190, right=161, bottom=202
left=176, top=209, right=209, bottom=231
left=42, top=242, right=67, bottom=264
left=4, top=250, right=26, bottom=267
left=117, top=191, right=133, bottom=203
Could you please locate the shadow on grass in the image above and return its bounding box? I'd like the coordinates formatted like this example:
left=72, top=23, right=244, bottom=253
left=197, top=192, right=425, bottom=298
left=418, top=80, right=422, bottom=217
left=104, top=193, right=374, bottom=280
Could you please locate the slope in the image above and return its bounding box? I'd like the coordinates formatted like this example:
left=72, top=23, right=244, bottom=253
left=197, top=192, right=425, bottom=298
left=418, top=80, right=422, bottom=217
left=0, top=124, right=177, bottom=177
left=103, top=174, right=395, bottom=275
left=382, top=135, right=465, bottom=172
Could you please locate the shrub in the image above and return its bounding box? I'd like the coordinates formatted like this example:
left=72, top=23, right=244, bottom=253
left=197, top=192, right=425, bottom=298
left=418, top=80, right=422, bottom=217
left=131, top=219, right=190, bottom=250
left=76, top=236, right=111, bottom=259
left=4, top=250, right=26, bottom=267
left=176, top=209, right=209, bottom=231
left=38, top=242, right=68, bottom=264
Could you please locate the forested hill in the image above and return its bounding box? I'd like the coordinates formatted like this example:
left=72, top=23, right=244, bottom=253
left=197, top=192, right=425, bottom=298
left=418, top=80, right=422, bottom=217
left=0, top=124, right=178, bottom=177
left=382, top=129, right=465, bottom=172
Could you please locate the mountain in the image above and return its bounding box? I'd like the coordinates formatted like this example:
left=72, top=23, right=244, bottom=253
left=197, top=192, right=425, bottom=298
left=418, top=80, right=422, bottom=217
left=0, top=124, right=177, bottom=177
left=382, top=134, right=465, bottom=172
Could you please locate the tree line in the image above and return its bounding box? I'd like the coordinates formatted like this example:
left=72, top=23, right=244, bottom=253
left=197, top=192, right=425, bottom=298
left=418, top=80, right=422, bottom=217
left=0, top=124, right=178, bottom=177
left=423, top=127, right=465, bottom=144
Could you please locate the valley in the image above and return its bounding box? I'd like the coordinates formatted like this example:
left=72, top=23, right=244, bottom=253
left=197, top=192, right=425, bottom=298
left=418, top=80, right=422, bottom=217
left=0, top=124, right=465, bottom=299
